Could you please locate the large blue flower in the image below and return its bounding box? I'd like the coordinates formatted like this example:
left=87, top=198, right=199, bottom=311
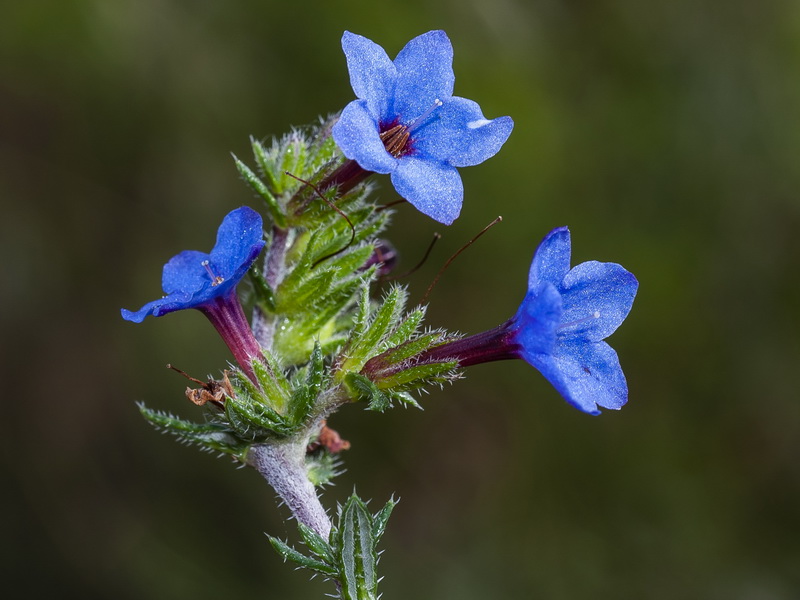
left=416, top=227, right=638, bottom=414
left=331, top=30, right=514, bottom=225
left=122, top=206, right=265, bottom=322
left=122, top=206, right=266, bottom=377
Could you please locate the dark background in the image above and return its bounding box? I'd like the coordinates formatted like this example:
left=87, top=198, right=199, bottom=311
left=2, top=0, right=799, bottom=598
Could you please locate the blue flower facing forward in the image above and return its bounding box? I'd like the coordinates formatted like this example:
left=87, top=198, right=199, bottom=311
left=416, top=227, right=638, bottom=414
left=122, top=206, right=266, bottom=377
left=331, top=30, right=514, bottom=225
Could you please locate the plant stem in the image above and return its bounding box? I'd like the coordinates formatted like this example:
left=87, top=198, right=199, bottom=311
left=252, top=225, right=290, bottom=350
left=249, top=440, right=332, bottom=539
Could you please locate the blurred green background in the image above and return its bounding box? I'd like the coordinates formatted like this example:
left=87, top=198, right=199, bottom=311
left=2, top=0, right=799, bottom=598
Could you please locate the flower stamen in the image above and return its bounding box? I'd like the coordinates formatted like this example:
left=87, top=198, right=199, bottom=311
left=201, top=260, right=225, bottom=286
left=379, top=124, right=411, bottom=157
left=379, top=100, right=444, bottom=158
left=407, top=98, right=443, bottom=133
left=558, top=311, right=601, bottom=331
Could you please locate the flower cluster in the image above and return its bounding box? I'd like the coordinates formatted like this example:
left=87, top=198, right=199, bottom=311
left=123, top=30, right=637, bottom=416
left=121, top=29, right=640, bottom=595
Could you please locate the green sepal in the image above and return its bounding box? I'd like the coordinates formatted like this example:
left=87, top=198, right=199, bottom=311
left=382, top=307, right=426, bottom=349
left=341, top=286, right=407, bottom=374
left=375, top=360, right=459, bottom=391
left=250, top=133, right=307, bottom=198
left=224, top=394, right=293, bottom=439
left=344, top=372, right=391, bottom=412
left=275, top=234, right=374, bottom=311
left=251, top=353, right=292, bottom=414
left=288, top=342, right=324, bottom=425
left=233, top=154, right=286, bottom=227
left=249, top=267, right=276, bottom=312
left=251, top=136, right=282, bottom=194
left=268, top=536, right=338, bottom=577
left=221, top=348, right=328, bottom=439
left=274, top=270, right=373, bottom=366
left=280, top=135, right=308, bottom=190
left=377, top=331, right=447, bottom=366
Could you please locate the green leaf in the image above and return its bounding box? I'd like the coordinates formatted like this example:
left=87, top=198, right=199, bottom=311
left=288, top=342, right=324, bottom=425
left=378, top=331, right=447, bottom=365
left=376, top=360, right=459, bottom=391
left=371, top=497, right=397, bottom=543
left=233, top=154, right=286, bottom=227
left=268, top=536, right=337, bottom=576
left=138, top=404, right=246, bottom=456
left=383, top=307, right=426, bottom=349
left=225, top=395, right=293, bottom=439
left=280, top=135, right=307, bottom=189
left=344, top=372, right=391, bottom=412
left=306, top=451, right=343, bottom=487
left=251, top=354, right=291, bottom=413
left=387, top=390, right=422, bottom=409
left=349, top=286, right=406, bottom=364
left=297, top=522, right=334, bottom=563
left=338, top=495, right=379, bottom=600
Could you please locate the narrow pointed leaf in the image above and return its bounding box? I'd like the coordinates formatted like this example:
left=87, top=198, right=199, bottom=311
left=371, top=497, right=397, bottom=543
left=268, top=536, right=337, bottom=576
left=233, top=155, right=286, bottom=227
left=297, top=522, right=334, bottom=563
left=339, top=495, right=378, bottom=600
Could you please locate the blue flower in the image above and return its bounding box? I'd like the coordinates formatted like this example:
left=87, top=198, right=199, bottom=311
left=122, top=206, right=266, bottom=377
left=416, top=227, right=638, bottom=414
left=122, top=206, right=265, bottom=322
left=331, top=30, right=514, bottom=225
left=511, top=227, right=639, bottom=414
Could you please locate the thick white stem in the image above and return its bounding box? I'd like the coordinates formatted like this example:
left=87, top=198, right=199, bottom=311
left=249, top=441, right=332, bottom=540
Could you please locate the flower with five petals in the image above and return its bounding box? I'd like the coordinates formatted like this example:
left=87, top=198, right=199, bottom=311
left=331, top=30, right=514, bottom=225
left=121, top=207, right=265, bottom=377
left=414, top=227, right=639, bottom=414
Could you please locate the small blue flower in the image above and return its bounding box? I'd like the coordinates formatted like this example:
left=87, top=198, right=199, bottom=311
left=332, top=30, right=514, bottom=225
left=415, top=227, right=638, bottom=414
left=122, top=206, right=266, bottom=377
left=511, top=227, right=639, bottom=414
left=121, top=206, right=265, bottom=322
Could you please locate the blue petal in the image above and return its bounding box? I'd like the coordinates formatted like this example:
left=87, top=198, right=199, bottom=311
left=390, top=156, right=463, bottom=225
left=121, top=301, right=160, bottom=323
left=124, top=208, right=264, bottom=323
left=512, top=282, right=562, bottom=356
left=526, top=340, right=628, bottom=414
left=161, top=250, right=210, bottom=296
left=528, top=227, right=571, bottom=291
left=559, top=261, right=639, bottom=342
left=341, top=31, right=397, bottom=120
left=121, top=291, right=196, bottom=323
left=332, top=101, right=398, bottom=174
left=413, top=97, right=514, bottom=167
left=210, top=206, right=265, bottom=284
left=393, top=31, right=455, bottom=122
